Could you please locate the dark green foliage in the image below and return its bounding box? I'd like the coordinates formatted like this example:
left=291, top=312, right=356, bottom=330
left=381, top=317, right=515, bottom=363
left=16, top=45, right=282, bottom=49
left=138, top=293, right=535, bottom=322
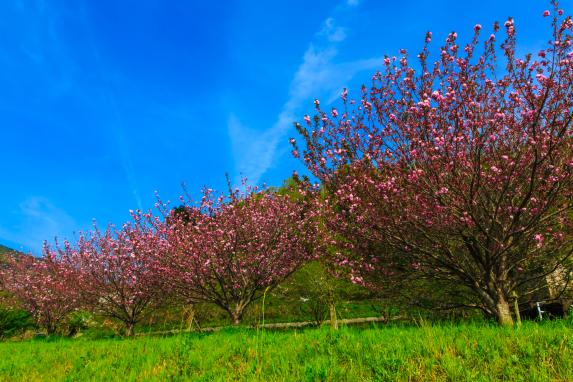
left=65, top=311, right=93, bottom=337
left=0, top=245, right=13, bottom=256
left=170, top=205, right=197, bottom=226
left=272, top=262, right=372, bottom=325
left=0, top=307, right=34, bottom=338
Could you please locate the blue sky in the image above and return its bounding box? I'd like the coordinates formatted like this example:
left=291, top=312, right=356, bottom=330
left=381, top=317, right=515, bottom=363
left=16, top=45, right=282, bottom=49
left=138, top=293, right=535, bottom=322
left=0, top=0, right=556, bottom=253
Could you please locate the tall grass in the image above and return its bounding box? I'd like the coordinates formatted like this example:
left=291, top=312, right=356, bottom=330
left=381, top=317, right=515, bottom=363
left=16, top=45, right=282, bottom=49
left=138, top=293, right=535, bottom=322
left=0, top=321, right=571, bottom=381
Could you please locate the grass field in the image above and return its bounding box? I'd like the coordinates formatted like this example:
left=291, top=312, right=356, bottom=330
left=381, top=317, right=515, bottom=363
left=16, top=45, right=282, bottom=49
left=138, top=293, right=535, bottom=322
left=1, top=321, right=572, bottom=381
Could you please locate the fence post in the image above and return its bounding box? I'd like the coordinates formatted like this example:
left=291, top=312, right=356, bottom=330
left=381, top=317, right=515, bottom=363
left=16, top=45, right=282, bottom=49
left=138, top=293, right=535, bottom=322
left=511, top=291, right=521, bottom=326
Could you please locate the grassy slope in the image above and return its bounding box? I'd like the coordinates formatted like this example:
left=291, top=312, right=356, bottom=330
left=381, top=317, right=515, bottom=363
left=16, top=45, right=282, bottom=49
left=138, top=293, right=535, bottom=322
left=0, top=244, right=23, bottom=263
left=0, top=321, right=571, bottom=381
left=0, top=245, right=13, bottom=260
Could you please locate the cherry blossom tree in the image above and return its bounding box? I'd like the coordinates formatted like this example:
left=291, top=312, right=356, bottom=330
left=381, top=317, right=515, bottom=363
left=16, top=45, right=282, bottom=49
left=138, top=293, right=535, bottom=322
left=156, top=182, right=320, bottom=324
left=1, top=248, right=79, bottom=334
left=292, top=3, right=573, bottom=325
left=62, top=215, right=163, bottom=336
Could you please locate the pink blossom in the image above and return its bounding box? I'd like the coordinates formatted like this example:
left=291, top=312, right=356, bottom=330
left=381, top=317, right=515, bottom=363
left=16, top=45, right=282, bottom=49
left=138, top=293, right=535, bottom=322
left=155, top=182, right=321, bottom=324
left=291, top=13, right=573, bottom=325
left=534, top=234, right=544, bottom=248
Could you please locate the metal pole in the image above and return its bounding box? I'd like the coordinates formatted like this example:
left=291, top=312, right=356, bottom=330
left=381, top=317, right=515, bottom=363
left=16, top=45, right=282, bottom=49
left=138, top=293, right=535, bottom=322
left=536, top=301, right=545, bottom=321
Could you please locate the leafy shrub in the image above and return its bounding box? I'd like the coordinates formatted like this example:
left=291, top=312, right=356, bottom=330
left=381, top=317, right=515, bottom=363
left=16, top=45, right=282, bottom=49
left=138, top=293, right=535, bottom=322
left=0, top=306, right=34, bottom=338
left=66, top=311, right=94, bottom=337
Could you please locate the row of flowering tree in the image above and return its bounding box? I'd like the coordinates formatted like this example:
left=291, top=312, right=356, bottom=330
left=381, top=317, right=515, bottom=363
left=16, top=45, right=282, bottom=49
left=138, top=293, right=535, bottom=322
left=59, top=217, right=164, bottom=336
left=153, top=183, right=321, bottom=324
left=0, top=182, right=321, bottom=335
left=3, top=3, right=573, bottom=331
left=1, top=251, right=79, bottom=335
left=291, top=2, right=573, bottom=325
left=0, top=219, right=163, bottom=336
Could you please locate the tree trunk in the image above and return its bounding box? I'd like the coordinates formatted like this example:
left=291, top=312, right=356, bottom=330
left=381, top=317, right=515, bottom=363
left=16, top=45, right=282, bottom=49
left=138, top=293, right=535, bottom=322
left=185, top=304, right=195, bottom=331
left=477, top=273, right=515, bottom=326
left=41, top=314, right=57, bottom=336
left=326, top=288, right=338, bottom=330
left=329, top=301, right=338, bottom=330
left=231, top=305, right=244, bottom=325
left=494, top=298, right=514, bottom=326
left=125, top=322, right=135, bottom=337
left=45, top=324, right=57, bottom=336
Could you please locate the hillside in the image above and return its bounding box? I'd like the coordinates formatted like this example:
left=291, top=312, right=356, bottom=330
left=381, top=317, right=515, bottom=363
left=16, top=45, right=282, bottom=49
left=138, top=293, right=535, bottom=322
left=0, top=244, right=23, bottom=263
left=0, top=245, right=14, bottom=255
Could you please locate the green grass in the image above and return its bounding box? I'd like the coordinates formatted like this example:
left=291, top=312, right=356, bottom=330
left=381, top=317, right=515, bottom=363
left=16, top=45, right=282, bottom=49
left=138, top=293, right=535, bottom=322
left=1, top=321, right=572, bottom=381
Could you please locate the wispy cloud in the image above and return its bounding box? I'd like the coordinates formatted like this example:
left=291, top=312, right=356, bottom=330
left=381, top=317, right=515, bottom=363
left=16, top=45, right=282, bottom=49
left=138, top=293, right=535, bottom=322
left=319, top=18, right=347, bottom=42
left=96, top=81, right=143, bottom=211
left=77, top=5, right=143, bottom=211
left=228, top=1, right=381, bottom=183
left=0, top=1, right=76, bottom=105
left=0, top=1, right=143, bottom=249
left=114, top=116, right=143, bottom=211
left=0, top=197, right=77, bottom=254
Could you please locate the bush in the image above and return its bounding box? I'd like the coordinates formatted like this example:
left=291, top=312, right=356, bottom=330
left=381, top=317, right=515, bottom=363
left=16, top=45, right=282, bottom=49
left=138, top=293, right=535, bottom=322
left=66, top=311, right=94, bottom=337
left=0, top=306, right=34, bottom=338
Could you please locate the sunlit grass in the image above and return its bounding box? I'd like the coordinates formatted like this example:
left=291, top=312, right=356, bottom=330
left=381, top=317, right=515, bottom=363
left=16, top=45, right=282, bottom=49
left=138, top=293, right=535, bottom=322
left=0, top=320, right=572, bottom=381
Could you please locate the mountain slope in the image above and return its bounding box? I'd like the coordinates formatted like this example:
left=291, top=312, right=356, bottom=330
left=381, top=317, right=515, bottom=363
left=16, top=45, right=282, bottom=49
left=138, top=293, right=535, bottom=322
left=0, top=244, right=23, bottom=263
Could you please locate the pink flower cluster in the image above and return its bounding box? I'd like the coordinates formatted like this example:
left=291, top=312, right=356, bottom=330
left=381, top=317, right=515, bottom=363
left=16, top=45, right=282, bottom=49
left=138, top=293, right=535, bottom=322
left=292, top=4, right=573, bottom=324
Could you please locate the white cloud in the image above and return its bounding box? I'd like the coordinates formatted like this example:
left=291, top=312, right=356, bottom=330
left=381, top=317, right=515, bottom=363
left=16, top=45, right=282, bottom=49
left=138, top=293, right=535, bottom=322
left=228, top=114, right=281, bottom=183
left=347, top=0, right=361, bottom=6
left=227, top=45, right=337, bottom=183
left=0, top=197, right=77, bottom=254
left=320, top=18, right=347, bottom=42
left=228, top=14, right=382, bottom=183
